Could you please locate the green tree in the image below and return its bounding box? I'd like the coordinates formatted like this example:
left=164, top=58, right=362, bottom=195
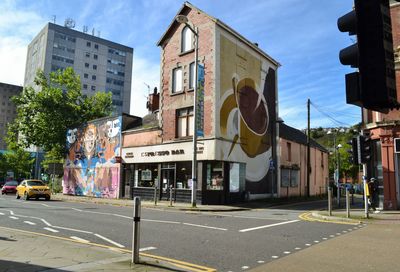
left=7, top=67, right=113, bottom=160
left=1, top=149, right=35, bottom=179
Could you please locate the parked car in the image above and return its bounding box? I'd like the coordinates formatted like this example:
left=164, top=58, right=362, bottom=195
left=1, top=181, right=18, bottom=195
left=16, top=179, right=50, bottom=201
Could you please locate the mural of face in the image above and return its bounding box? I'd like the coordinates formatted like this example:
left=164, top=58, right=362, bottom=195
left=67, top=128, right=77, bottom=144
left=83, top=125, right=96, bottom=155
left=107, top=118, right=121, bottom=138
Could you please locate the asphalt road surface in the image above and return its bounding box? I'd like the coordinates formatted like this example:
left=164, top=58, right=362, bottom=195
left=0, top=195, right=364, bottom=271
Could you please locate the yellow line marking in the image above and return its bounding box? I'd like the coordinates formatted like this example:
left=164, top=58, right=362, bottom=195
left=0, top=226, right=216, bottom=272
left=299, top=212, right=360, bottom=225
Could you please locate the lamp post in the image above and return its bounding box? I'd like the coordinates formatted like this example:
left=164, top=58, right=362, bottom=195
left=175, top=15, right=199, bottom=207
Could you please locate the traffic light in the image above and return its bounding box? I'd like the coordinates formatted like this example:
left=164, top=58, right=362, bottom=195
left=357, top=135, right=372, bottom=164
left=338, top=0, right=397, bottom=113
left=347, top=137, right=359, bottom=165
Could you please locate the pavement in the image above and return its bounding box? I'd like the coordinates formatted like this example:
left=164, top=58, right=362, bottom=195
left=1, top=194, right=399, bottom=272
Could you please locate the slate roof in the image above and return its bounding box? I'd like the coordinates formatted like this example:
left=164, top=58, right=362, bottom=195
left=279, top=123, right=329, bottom=153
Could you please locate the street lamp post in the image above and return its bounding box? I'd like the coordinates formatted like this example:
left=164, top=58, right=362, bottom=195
left=175, top=15, right=199, bottom=207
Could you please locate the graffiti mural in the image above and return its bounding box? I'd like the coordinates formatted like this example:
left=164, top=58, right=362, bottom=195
left=218, top=35, right=277, bottom=194
left=63, top=117, right=122, bottom=198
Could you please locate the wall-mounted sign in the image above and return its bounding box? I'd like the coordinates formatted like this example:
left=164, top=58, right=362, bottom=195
left=141, top=169, right=152, bottom=181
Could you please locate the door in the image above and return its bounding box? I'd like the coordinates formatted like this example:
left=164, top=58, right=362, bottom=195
left=160, top=169, right=175, bottom=200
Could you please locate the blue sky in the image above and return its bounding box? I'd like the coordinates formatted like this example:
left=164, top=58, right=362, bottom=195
left=0, top=0, right=359, bottom=130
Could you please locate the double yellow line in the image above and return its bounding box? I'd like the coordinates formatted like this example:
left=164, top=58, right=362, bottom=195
left=0, top=226, right=216, bottom=272
left=299, top=212, right=361, bottom=225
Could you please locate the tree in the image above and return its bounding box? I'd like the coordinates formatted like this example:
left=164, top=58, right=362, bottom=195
left=8, top=67, right=113, bottom=160
left=0, top=149, right=35, bottom=180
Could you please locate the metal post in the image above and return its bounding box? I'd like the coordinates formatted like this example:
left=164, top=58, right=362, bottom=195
left=169, top=185, right=173, bottom=207
left=337, top=147, right=341, bottom=208
left=132, top=197, right=141, bottom=264
left=363, top=167, right=369, bottom=219
left=328, top=187, right=332, bottom=216
left=346, top=188, right=350, bottom=218
left=191, top=26, right=199, bottom=208
left=154, top=186, right=157, bottom=206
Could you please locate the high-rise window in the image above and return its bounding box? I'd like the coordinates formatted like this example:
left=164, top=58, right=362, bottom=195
left=176, top=107, right=194, bottom=138
left=172, top=67, right=182, bottom=93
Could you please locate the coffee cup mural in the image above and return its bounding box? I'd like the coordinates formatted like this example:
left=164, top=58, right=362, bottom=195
left=220, top=76, right=270, bottom=158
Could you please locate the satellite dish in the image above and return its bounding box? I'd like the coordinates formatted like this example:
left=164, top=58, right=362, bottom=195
left=64, top=18, right=75, bottom=29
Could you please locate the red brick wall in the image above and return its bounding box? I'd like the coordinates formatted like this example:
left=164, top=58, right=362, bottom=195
left=159, top=7, right=215, bottom=141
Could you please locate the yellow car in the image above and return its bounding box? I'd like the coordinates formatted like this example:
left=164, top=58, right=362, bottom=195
left=16, top=179, right=51, bottom=201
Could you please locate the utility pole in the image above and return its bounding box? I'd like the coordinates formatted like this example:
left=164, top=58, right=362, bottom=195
left=307, top=98, right=311, bottom=197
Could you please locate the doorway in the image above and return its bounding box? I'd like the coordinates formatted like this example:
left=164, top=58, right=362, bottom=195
left=160, top=167, right=175, bottom=200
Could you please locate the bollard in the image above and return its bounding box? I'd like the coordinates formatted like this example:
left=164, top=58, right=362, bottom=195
left=328, top=187, right=332, bottom=216
left=169, top=185, right=173, bottom=207
left=154, top=186, right=157, bottom=206
left=346, top=188, right=350, bottom=218
left=132, top=197, right=141, bottom=264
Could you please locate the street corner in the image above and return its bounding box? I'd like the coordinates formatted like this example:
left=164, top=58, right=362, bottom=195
left=299, top=211, right=362, bottom=225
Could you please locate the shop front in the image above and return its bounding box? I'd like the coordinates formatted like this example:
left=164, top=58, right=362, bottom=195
left=121, top=140, right=247, bottom=204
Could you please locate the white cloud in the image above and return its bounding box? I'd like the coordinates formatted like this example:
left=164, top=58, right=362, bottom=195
left=130, top=54, right=160, bottom=117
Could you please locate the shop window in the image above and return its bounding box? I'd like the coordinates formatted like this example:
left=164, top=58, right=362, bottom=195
left=206, top=161, right=224, bottom=190
left=176, top=161, right=191, bottom=189
left=134, top=164, right=159, bottom=187
left=177, top=107, right=193, bottom=138
left=229, top=163, right=245, bottom=193
left=181, top=26, right=193, bottom=53
left=172, top=67, right=182, bottom=93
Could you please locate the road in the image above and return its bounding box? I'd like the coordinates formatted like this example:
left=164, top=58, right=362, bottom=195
left=0, top=195, right=364, bottom=272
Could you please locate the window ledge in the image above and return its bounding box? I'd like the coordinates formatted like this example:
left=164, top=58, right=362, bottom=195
left=187, top=88, right=194, bottom=92
left=179, top=48, right=194, bottom=57
left=170, top=91, right=185, bottom=96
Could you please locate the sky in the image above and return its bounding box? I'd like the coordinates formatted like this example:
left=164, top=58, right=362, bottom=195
left=0, top=0, right=359, bottom=130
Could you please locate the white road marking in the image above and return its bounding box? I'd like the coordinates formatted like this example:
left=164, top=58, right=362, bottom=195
left=305, top=244, right=311, bottom=246
left=44, top=227, right=59, bottom=233
left=72, top=208, right=83, bottom=212
left=342, top=230, right=348, bottom=233
left=41, top=219, right=52, bottom=226
left=348, top=229, right=353, bottom=231
left=94, top=233, right=125, bottom=248
left=113, top=214, right=132, bottom=219
left=183, top=223, right=227, bottom=231
left=239, top=220, right=300, bottom=232
left=41, top=204, right=51, bottom=207
left=314, top=240, right=319, bottom=243
left=70, top=236, right=90, bottom=243
left=9, top=211, right=14, bottom=215
left=322, top=238, right=328, bottom=240
left=9, top=216, right=19, bottom=220
left=271, top=256, right=279, bottom=259
left=241, top=266, right=249, bottom=270
left=142, top=219, right=180, bottom=224
left=257, top=260, right=265, bottom=264
left=283, top=251, right=291, bottom=254
left=330, top=235, right=335, bottom=237
left=0, top=212, right=4, bottom=215
left=336, top=233, right=341, bottom=235
left=295, top=247, right=301, bottom=250
left=24, top=221, right=36, bottom=225
left=139, top=246, right=157, bottom=252
left=53, top=225, right=93, bottom=234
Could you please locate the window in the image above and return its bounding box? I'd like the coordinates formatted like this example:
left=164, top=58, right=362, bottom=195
left=85, top=63, right=89, bottom=68
left=181, top=26, right=193, bottom=52
left=91, top=85, right=96, bottom=91
left=206, top=162, right=224, bottom=190
left=87, top=41, right=91, bottom=47
left=85, top=52, right=90, bottom=58
left=92, top=75, right=96, bottom=80
left=281, top=168, right=299, bottom=188
left=189, top=62, right=195, bottom=89
left=83, top=84, right=88, bottom=89
left=93, top=64, right=97, bottom=70
left=94, top=44, right=99, bottom=49
left=287, top=142, right=291, bottom=161
left=84, top=73, right=88, bottom=79
left=94, top=54, right=98, bottom=60
left=177, top=107, right=193, bottom=138
left=172, top=67, right=183, bottom=93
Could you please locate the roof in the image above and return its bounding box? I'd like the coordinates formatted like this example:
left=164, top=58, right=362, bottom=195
left=279, top=123, right=329, bottom=153
left=157, top=1, right=280, bottom=67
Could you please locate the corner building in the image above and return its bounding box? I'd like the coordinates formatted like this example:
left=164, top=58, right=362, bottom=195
left=121, top=2, right=280, bottom=204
